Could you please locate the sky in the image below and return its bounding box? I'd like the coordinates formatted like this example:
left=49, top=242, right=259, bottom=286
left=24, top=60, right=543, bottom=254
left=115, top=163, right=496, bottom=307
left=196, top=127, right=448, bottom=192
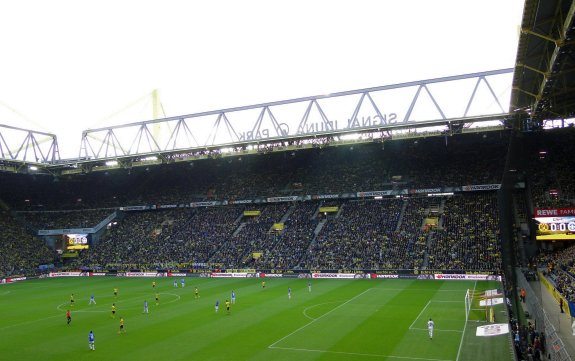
left=0, top=0, right=525, bottom=159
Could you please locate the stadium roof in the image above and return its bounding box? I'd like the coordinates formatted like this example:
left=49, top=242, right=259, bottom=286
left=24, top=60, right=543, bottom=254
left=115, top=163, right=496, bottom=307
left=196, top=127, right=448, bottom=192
left=511, top=0, right=575, bottom=123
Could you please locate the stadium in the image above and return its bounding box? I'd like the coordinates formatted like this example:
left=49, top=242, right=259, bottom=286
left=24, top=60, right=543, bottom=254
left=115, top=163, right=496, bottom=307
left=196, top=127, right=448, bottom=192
left=1, top=1, right=575, bottom=360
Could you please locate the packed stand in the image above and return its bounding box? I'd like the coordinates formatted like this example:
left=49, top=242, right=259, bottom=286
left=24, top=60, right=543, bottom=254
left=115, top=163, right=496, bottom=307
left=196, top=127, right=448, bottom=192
left=0, top=211, right=54, bottom=277
left=16, top=209, right=113, bottom=231
left=426, top=193, right=502, bottom=271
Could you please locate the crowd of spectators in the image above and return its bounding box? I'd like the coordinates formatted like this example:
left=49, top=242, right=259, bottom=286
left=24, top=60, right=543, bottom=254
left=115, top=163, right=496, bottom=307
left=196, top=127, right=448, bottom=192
left=536, top=244, right=575, bottom=304
left=427, top=193, right=502, bottom=271
left=0, top=211, right=54, bottom=277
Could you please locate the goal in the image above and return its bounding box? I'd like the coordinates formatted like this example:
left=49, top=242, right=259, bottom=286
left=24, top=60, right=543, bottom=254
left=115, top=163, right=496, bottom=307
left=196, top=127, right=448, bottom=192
left=465, top=289, right=495, bottom=322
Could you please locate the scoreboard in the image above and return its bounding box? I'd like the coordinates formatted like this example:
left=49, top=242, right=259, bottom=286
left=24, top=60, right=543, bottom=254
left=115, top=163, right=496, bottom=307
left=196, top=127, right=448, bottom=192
left=63, top=233, right=89, bottom=250
left=534, top=208, right=575, bottom=240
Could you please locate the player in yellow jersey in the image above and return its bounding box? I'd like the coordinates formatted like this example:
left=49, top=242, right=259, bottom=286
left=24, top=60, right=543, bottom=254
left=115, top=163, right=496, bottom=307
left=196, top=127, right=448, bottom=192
left=195, top=287, right=200, bottom=299
left=111, top=303, right=116, bottom=318
left=225, top=300, right=230, bottom=314
left=70, top=293, right=75, bottom=307
left=118, top=317, right=125, bottom=334
left=155, top=293, right=160, bottom=306
left=113, top=288, right=118, bottom=298
left=152, top=281, right=156, bottom=289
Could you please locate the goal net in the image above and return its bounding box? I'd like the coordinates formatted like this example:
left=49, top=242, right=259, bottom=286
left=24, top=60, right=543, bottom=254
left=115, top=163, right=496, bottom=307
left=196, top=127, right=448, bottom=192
left=465, top=289, right=500, bottom=322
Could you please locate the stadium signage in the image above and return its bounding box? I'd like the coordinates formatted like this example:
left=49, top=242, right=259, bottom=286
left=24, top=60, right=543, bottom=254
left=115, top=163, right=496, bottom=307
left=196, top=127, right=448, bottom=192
left=370, top=274, right=399, bottom=279
left=461, top=184, right=501, bottom=191
left=258, top=273, right=283, bottom=278
left=89, top=272, right=107, bottom=276
left=168, top=272, right=187, bottom=277
left=311, top=194, right=339, bottom=200
left=266, top=196, right=299, bottom=203
left=311, top=273, right=357, bottom=279
left=357, top=191, right=393, bottom=197
left=409, top=188, right=441, bottom=194
left=125, top=272, right=158, bottom=277
left=228, top=199, right=253, bottom=204
left=190, top=201, right=218, bottom=207
left=211, top=272, right=248, bottom=278
left=49, top=272, right=81, bottom=277
left=535, top=208, right=575, bottom=216
left=434, top=274, right=501, bottom=280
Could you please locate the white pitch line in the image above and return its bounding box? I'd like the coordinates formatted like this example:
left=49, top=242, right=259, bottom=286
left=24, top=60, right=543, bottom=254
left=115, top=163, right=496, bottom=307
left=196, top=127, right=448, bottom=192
left=409, top=300, right=431, bottom=330
left=269, top=288, right=374, bottom=348
left=269, top=346, right=455, bottom=361
left=302, top=301, right=344, bottom=320
left=456, top=281, right=476, bottom=361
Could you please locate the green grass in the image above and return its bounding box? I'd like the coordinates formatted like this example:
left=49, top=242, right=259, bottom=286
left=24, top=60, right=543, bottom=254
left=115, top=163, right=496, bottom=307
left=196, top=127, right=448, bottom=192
left=0, top=278, right=513, bottom=361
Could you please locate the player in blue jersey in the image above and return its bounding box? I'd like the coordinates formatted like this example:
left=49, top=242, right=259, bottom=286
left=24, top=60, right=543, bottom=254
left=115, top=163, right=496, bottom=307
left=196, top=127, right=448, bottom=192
left=173, top=279, right=178, bottom=288
left=181, top=278, right=185, bottom=288
left=143, top=300, right=149, bottom=314
left=231, top=290, right=236, bottom=304
left=215, top=300, right=219, bottom=313
left=89, top=294, right=96, bottom=305
left=288, top=287, right=292, bottom=299
left=88, top=330, right=95, bottom=350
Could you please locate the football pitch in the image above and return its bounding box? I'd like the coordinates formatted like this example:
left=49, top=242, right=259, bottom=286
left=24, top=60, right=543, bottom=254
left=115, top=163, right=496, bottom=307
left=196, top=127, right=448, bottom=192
left=0, top=277, right=513, bottom=361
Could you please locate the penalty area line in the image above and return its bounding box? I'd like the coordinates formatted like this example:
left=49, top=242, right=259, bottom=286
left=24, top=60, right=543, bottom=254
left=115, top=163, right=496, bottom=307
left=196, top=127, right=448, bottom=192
left=269, top=288, right=374, bottom=348
left=269, top=346, right=455, bottom=361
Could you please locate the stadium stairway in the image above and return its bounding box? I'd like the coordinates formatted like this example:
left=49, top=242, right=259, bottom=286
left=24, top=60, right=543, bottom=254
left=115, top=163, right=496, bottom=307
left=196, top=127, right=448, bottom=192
left=530, top=278, right=575, bottom=359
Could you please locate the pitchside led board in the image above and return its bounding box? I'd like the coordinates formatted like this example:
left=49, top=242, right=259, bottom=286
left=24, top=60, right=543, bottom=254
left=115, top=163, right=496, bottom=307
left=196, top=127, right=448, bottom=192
left=534, top=208, right=575, bottom=241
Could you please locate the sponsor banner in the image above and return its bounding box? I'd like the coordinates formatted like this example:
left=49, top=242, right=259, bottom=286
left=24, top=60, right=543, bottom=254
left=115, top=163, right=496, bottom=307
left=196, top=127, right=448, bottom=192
left=484, top=289, right=502, bottom=297
left=210, top=272, right=248, bottom=278
left=534, top=208, right=575, bottom=217
left=479, top=297, right=504, bottom=306
left=168, top=272, right=187, bottom=277
left=39, top=228, right=95, bottom=236
left=435, top=274, right=501, bottom=281
left=158, top=204, right=178, bottom=209
left=49, top=272, right=82, bottom=277
left=1, top=276, right=27, bottom=283
left=475, top=323, right=509, bottom=337
left=357, top=190, right=392, bottom=197
left=229, top=199, right=253, bottom=204
left=125, top=272, right=158, bottom=277
left=120, top=205, right=151, bottom=211
left=461, top=184, right=501, bottom=192
left=371, top=274, right=399, bottom=279
left=311, top=273, right=357, bottom=279
left=266, top=196, right=299, bottom=203
left=190, top=201, right=219, bottom=207
left=311, top=194, right=339, bottom=200
left=89, top=272, right=107, bottom=277
left=258, top=273, right=283, bottom=278
left=0, top=278, right=5, bottom=284
left=409, top=188, right=441, bottom=194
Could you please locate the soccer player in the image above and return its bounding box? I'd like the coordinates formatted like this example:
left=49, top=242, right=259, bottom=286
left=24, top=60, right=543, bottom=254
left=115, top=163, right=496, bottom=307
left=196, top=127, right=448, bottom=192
left=261, top=281, right=266, bottom=289
left=288, top=287, right=291, bottom=299
left=180, top=278, right=185, bottom=288
left=111, top=303, right=116, bottom=318
left=308, top=281, right=311, bottom=292
left=225, top=300, right=230, bottom=314
left=215, top=300, right=219, bottom=313
left=231, top=290, right=236, bottom=304
left=113, top=288, right=118, bottom=298
left=89, top=294, right=96, bottom=305
left=152, top=281, right=156, bottom=289
left=173, top=279, right=178, bottom=288
left=66, top=309, right=72, bottom=325
left=118, top=317, right=125, bottom=334
left=428, top=318, right=435, bottom=339
left=155, top=293, right=160, bottom=306
left=70, top=293, right=75, bottom=307
left=88, top=330, right=95, bottom=350
left=143, top=300, right=149, bottom=314
left=195, top=287, right=200, bottom=299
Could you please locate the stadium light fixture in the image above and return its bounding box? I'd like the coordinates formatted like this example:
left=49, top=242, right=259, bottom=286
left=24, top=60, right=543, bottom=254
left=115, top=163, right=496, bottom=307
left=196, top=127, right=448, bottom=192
left=28, top=165, right=38, bottom=171
left=142, top=156, right=158, bottom=161
left=105, top=160, right=118, bottom=166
